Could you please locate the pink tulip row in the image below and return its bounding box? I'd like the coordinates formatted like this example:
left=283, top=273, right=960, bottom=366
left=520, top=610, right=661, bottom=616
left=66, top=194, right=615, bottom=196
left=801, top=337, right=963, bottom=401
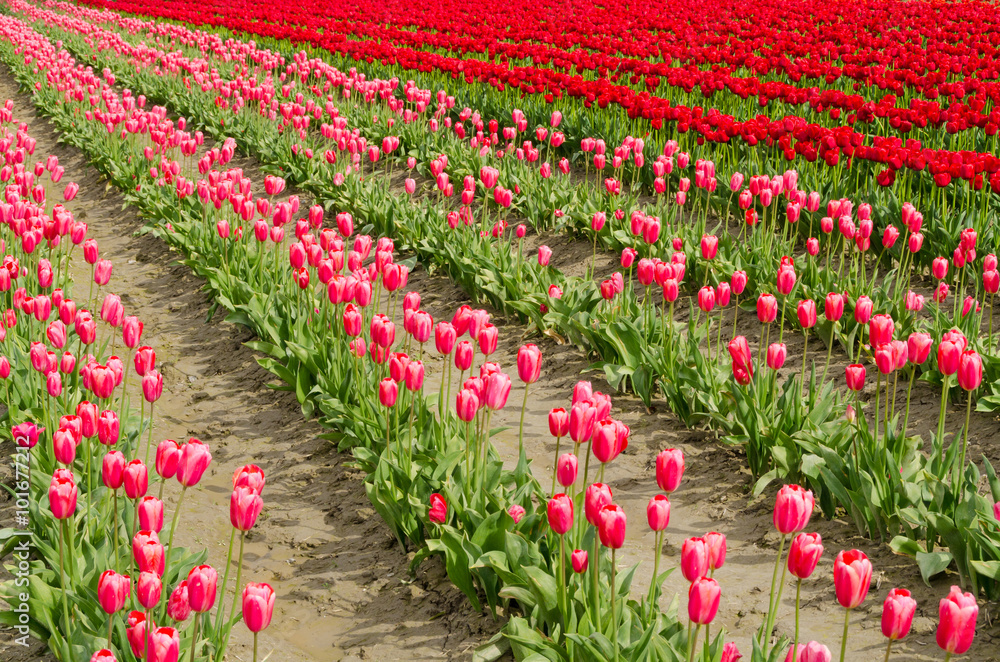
left=0, top=80, right=276, bottom=661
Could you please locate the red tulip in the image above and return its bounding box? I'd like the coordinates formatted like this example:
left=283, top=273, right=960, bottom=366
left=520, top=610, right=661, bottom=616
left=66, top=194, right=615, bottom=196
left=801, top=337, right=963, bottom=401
left=833, top=549, right=872, bottom=609
left=784, top=642, right=831, bottom=662
left=869, top=314, right=894, bottom=346
left=548, top=407, right=569, bottom=437
left=547, top=493, right=574, bottom=534
left=378, top=378, right=398, bottom=407
left=688, top=577, right=721, bottom=625
left=845, top=364, right=866, bottom=391
left=721, top=642, right=742, bottom=662
left=938, top=340, right=962, bottom=376
left=787, top=532, right=823, bottom=579
left=701, top=234, right=718, bottom=260
left=824, top=292, right=844, bottom=322
left=936, top=586, right=978, bottom=655
left=797, top=300, right=817, bottom=328
left=507, top=505, right=526, bottom=524
left=907, top=333, right=933, bottom=365
left=767, top=343, right=787, bottom=370
left=90, top=650, right=117, bottom=662
left=123, top=460, right=148, bottom=500
left=881, top=588, right=917, bottom=641
left=429, top=493, right=447, bottom=524
left=132, top=530, right=164, bottom=575
left=126, top=611, right=151, bottom=659
left=242, top=582, right=276, bottom=633
left=571, top=550, right=588, bottom=573
left=155, top=440, right=181, bottom=480
left=773, top=484, right=814, bottom=535
left=697, top=286, right=716, bottom=312
left=854, top=296, right=874, bottom=325
left=102, top=451, right=126, bottom=490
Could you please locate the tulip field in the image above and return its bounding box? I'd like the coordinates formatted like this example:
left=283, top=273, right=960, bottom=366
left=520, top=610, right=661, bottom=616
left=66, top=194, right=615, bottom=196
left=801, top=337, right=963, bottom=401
left=1, top=0, right=1000, bottom=661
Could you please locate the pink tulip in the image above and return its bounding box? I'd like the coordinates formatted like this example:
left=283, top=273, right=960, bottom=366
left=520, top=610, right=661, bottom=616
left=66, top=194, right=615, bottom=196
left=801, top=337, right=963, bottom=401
left=598, top=504, right=626, bottom=548
left=833, top=549, right=872, bottom=609
left=98, top=570, right=131, bottom=614
left=186, top=565, right=218, bottom=612
left=242, top=583, right=276, bottom=633
left=688, top=577, right=721, bottom=625
left=547, top=494, right=574, bottom=534
left=681, top=537, right=710, bottom=581
left=773, top=484, right=814, bottom=535
left=167, top=581, right=191, bottom=622
left=881, top=588, right=917, bottom=641
left=646, top=494, right=670, bottom=531
left=787, top=532, right=823, bottom=579
left=176, top=439, right=212, bottom=487
left=936, top=586, right=978, bottom=655
left=571, top=550, right=588, bottom=573
left=655, top=449, right=684, bottom=493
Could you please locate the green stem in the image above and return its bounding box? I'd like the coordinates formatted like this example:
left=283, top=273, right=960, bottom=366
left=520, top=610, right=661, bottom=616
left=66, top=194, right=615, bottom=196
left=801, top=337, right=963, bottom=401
left=839, top=608, right=851, bottom=662
left=189, top=612, right=201, bottom=662
left=936, top=377, right=950, bottom=461
left=611, top=548, right=619, bottom=662
left=213, top=528, right=237, bottom=633
left=687, top=624, right=700, bottom=662
left=162, top=486, right=187, bottom=587
left=550, top=436, right=562, bottom=497
left=518, top=384, right=529, bottom=456
left=58, top=519, right=71, bottom=634
left=792, top=579, right=801, bottom=662
left=883, top=639, right=893, bottom=662
left=761, top=534, right=787, bottom=651
left=956, top=394, right=973, bottom=509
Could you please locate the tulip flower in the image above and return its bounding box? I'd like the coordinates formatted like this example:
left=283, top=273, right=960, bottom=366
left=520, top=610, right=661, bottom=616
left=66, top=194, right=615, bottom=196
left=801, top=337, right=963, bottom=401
left=242, top=583, right=276, bottom=661
left=764, top=485, right=815, bottom=643
left=682, top=537, right=710, bottom=582
left=881, top=588, right=916, bottom=661
left=147, top=627, right=179, bottom=662
left=515, top=344, right=542, bottom=453
left=167, top=581, right=191, bottom=622
left=571, top=550, right=588, bottom=573
left=834, top=550, right=873, bottom=662
left=507, top=505, right=525, bottom=524
left=955, top=350, right=984, bottom=505
left=90, top=650, right=117, bottom=662
left=656, top=448, right=684, bottom=493
left=785, top=642, right=831, bottom=662
left=646, top=497, right=670, bottom=610
left=936, top=586, right=978, bottom=657
left=429, top=493, right=447, bottom=524
left=786, top=532, right=823, bottom=655
left=556, top=453, right=577, bottom=487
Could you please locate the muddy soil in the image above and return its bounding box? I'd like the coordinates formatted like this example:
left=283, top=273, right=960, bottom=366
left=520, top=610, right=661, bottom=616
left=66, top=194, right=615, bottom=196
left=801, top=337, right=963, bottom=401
left=2, top=52, right=1000, bottom=662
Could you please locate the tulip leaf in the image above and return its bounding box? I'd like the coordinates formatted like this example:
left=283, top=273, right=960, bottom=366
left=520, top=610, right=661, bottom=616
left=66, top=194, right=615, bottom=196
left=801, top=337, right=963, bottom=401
left=915, top=551, right=953, bottom=585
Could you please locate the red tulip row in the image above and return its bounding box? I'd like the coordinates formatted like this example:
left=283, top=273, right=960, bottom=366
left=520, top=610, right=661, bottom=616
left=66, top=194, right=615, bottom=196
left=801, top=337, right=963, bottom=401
left=64, top=0, right=1000, bottom=192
